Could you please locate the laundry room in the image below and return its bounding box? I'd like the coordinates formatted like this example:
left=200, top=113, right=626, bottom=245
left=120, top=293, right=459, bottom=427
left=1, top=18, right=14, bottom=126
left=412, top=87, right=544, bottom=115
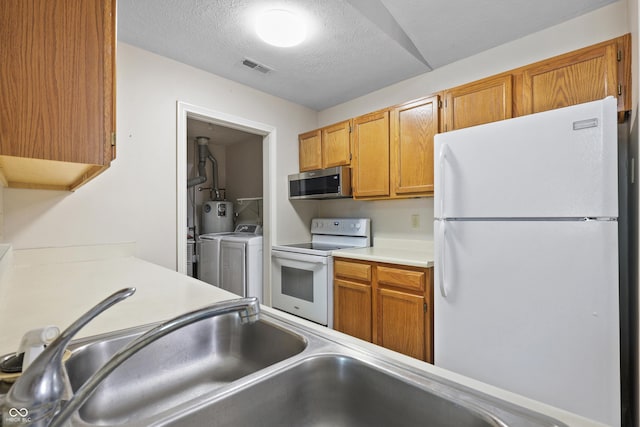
left=185, top=117, right=264, bottom=280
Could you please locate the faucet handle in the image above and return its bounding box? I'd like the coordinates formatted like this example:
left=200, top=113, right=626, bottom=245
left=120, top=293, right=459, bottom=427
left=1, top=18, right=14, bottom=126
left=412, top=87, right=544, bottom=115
left=2, top=287, right=136, bottom=425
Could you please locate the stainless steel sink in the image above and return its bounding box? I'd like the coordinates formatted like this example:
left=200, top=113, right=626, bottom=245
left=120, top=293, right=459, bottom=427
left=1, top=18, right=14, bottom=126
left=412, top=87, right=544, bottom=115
left=64, top=314, right=307, bottom=425
left=158, top=353, right=566, bottom=427
left=1, top=310, right=569, bottom=427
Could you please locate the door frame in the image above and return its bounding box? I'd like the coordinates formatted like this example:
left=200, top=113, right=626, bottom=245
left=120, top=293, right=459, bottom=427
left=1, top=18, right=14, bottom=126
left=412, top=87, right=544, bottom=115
left=176, top=101, right=276, bottom=304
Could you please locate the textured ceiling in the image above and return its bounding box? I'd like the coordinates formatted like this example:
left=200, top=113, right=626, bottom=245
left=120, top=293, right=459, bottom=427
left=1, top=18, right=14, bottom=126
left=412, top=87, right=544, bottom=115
left=118, top=0, right=619, bottom=111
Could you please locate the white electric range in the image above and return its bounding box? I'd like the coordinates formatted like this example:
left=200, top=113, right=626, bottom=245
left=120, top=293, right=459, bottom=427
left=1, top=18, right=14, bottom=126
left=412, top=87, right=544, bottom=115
left=271, top=218, right=371, bottom=327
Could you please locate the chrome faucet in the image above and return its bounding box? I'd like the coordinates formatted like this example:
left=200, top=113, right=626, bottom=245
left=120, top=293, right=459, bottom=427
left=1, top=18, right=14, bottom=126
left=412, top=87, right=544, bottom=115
left=2, top=288, right=136, bottom=427
left=1, top=288, right=260, bottom=427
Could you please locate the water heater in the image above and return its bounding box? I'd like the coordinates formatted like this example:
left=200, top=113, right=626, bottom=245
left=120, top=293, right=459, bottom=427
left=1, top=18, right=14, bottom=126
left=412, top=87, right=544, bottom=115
left=201, top=201, right=234, bottom=234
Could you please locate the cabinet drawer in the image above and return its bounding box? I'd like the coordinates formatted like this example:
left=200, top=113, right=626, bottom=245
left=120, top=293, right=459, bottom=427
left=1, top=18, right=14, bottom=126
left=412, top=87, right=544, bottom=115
left=335, top=260, right=372, bottom=282
left=377, top=266, right=425, bottom=292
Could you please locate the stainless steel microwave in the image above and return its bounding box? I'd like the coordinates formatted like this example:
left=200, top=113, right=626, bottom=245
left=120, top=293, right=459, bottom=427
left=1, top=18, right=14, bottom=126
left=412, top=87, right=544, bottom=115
left=288, top=166, right=352, bottom=200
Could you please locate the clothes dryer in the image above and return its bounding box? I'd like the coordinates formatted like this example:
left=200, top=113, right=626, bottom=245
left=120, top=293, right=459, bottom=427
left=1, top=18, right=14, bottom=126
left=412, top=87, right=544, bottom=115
left=198, top=224, right=262, bottom=300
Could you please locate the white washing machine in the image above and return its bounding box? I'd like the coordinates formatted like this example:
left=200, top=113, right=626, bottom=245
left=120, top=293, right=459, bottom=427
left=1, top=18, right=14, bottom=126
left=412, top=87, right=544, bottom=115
left=198, top=224, right=263, bottom=301
left=198, top=233, right=229, bottom=287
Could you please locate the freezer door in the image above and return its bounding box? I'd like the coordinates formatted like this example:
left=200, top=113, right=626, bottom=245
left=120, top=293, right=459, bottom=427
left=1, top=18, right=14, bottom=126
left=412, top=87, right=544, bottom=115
left=434, top=219, right=620, bottom=426
left=434, top=97, right=618, bottom=219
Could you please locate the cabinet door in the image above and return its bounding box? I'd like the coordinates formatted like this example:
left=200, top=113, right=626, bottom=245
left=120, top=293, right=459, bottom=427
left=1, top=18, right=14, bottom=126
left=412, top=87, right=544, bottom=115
left=352, top=110, right=390, bottom=198
left=322, top=120, right=351, bottom=168
left=521, top=40, right=620, bottom=115
left=390, top=96, right=439, bottom=197
left=375, top=288, right=425, bottom=361
left=0, top=0, right=115, bottom=190
left=334, top=278, right=372, bottom=342
left=0, top=0, right=114, bottom=165
left=443, top=75, right=512, bottom=131
left=298, top=129, right=322, bottom=172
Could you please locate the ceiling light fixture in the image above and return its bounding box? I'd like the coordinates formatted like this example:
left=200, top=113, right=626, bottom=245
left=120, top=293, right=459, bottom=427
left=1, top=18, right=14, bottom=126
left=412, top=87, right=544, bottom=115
left=256, top=9, right=306, bottom=47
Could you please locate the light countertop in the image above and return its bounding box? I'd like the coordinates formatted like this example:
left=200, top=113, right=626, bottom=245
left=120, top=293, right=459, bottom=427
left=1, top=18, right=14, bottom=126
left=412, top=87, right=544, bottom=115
left=0, top=243, right=604, bottom=427
left=0, top=243, right=235, bottom=355
left=332, top=238, right=434, bottom=268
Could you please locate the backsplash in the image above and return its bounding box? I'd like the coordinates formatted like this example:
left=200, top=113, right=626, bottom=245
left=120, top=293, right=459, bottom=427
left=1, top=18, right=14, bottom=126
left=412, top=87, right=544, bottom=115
left=316, top=197, right=434, bottom=244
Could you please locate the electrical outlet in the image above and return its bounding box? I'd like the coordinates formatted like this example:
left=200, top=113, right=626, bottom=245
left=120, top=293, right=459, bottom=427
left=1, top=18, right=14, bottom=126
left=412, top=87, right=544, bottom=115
left=411, top=214, right=420, bottom=228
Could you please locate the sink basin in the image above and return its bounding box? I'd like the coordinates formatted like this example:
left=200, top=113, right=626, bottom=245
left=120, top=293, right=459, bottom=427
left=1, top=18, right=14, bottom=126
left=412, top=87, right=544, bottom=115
left=160, top=354, right=564, bottom=427
left=1, top=309, right=567, bottom=427
left=64, top=314, right=307, bottom=425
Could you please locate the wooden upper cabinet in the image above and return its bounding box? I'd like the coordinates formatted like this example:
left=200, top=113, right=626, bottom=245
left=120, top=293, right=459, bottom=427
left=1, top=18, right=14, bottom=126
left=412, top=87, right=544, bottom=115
left=352, top=110, right=390, bottom=199
left=390, top=96, right=439, bottom=197
left=298, top=120, right=351, bottom=172
left=443, top=74, right=512, bottom=131
left=0, top=0, right=116, bottom=190
left=519, top=34, right=631, bottom=116
left=297, top=34, right=632, bottom=192
left=298, top=129, right=322, bottom=172
left=322, top=121, right=351, bottom=168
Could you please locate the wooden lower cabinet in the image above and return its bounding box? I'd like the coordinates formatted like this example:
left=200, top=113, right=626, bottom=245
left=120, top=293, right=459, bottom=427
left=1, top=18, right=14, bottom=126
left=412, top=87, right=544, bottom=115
left=375, top=288, right=427, bottom=360
left=334, top=278, right=372, bottom=342
left=333, top=257, right=433, bottom=363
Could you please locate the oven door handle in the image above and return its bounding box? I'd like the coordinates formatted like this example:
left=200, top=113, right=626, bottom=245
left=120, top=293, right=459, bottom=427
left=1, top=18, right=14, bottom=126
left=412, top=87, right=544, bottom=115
left=271, top=250, right=330, bottom=264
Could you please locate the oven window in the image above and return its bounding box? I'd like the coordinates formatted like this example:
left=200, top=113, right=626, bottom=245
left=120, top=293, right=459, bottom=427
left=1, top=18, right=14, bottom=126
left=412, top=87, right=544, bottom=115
left=281, top=266, right=314, bottom=302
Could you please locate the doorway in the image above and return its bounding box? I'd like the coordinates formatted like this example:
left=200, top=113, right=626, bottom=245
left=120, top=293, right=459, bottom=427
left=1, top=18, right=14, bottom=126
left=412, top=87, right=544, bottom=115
left=176, top=102, right=276, bottom=304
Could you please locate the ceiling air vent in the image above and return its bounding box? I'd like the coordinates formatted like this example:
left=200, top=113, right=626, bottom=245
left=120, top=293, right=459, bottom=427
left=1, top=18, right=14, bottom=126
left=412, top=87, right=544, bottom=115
left=242, top=58, right=272, bottom=74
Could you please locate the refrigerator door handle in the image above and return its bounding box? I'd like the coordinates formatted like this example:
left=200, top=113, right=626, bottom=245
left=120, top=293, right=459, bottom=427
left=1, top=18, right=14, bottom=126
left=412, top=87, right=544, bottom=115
left=438, top=143, right=450, bottom=218
left=437, top=220, right=448, bottom=298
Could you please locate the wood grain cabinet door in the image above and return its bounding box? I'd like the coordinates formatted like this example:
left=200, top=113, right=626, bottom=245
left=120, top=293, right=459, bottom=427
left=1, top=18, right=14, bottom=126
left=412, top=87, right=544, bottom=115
left=0, top=0, right=115, bottom=190
left=352, top=110, right=390, bottom=198
left=390, top=96, right=439, bottom=197
left=298, top=129, right=322, bottom=172
left=521, top=40, right=620, bottom=115
left=334, top=278, right=372, bottom=342
left=0, top=0, right=114, bottom=165
left=322, top=120, right=351, bottom=168
left=443, top=74, right=512, bottom=132
left=375, top=288, right=426, bottom=361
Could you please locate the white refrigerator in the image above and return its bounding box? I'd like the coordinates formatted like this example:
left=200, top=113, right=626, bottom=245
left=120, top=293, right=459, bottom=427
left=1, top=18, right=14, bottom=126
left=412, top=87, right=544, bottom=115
left=433, top=97, right=621, bottom=426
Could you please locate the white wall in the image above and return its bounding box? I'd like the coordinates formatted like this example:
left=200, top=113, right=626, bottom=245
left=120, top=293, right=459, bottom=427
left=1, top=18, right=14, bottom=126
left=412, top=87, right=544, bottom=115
left=317, top=198, right=433, bottom=242
left=226, top=137, right=263, bottom=224
left=314, top=1, right=630, bottom=243
left=1, top=43, right=318, bottom=269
